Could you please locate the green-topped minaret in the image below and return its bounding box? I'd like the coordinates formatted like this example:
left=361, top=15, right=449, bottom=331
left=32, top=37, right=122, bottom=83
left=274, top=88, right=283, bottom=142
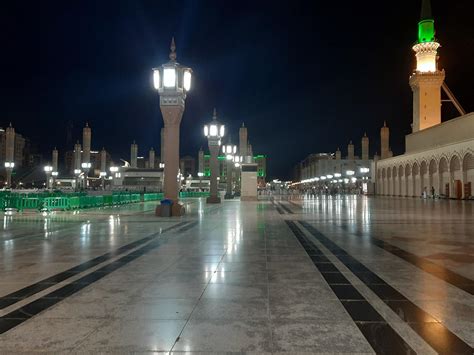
left=418, top=0, right=436, bottom=43
left=409, top=0, right=445, bottom=132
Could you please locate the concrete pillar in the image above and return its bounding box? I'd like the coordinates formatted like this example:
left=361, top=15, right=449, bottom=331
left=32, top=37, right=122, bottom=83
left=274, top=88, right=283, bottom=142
left=239, top=123, right=248, bottom=157
left=130, top=141, right=138, bottom=168
left=74, top=142, right=82, bottom=170
left=52, top=148, right=58, bottom=172
left=149, top=148, right=155, bottom=169
left=161, top=106, right=184, bottom=203
left=100, top=148, right=106, bottom=172
left=335, top=148, right=341, bottom=160
left=347, top=141, right=354, bottom=160
left=362, top=133, right=369, bottom=160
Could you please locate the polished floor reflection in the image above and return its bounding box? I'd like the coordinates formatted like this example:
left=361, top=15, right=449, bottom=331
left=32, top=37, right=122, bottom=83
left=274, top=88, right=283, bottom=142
left=0, top=196, right=472, bottom=353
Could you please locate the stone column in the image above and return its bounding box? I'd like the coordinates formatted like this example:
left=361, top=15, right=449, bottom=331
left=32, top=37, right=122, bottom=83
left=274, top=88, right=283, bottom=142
left=207, top=144, right=221, bottom=203
left=149, top=148, right=155, bottom=169
left=161, top=106, right=184, bottom=204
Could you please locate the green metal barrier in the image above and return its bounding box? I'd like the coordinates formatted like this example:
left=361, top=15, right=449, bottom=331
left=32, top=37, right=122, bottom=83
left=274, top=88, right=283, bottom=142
left=179, top=191, right=210, bottom=198
left=42, top=197, right=70, bottom=211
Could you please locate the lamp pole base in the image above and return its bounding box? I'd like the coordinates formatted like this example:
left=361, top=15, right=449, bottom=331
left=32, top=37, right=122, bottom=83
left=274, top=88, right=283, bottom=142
left=224, top=193, right=234, bottom=199
left=206, top=196, right=221, bottom=204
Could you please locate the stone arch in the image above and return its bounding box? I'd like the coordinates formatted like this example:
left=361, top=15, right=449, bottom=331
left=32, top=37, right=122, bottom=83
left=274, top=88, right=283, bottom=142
left=462, top=153, right=474, bottom=198
left=387, top=167, right=392, bottom=195
left=381, top=168, right=386, bottom=195
left=412, top=162, right=420, bottom=197
left=428, top=158, right=438, bottom=196
left=398, top=165, right=404, bottom=196
left=439, top=157, right=449, bottom=198
left=420, top=160, right=428, bottom=197
left=450, top=155, right=462, bottom=199
left=405, top=163, right=411, bottom=197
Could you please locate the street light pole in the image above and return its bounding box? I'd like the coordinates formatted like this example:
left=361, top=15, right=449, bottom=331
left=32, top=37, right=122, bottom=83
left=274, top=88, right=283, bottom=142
left=204, top=109, right=225, bottom=203
left=44, top=165, right=53, bottom=190
left=153, top=38, right=192, bottom=216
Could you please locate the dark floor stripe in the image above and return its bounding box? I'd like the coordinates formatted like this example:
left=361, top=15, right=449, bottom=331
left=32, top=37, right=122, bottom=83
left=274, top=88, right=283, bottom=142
left=288, top=200, right=303, bottom=209
left=278, top=202, right=294, bottom=214
left=299, top=221, right=474, bottom=355
left=340, top=225, right=474, bottom=295
left=0, top=220, right=196, bottom=334
left=0, top=221, right=189, bottom=310
left=285, top=221, right=416, bottom=355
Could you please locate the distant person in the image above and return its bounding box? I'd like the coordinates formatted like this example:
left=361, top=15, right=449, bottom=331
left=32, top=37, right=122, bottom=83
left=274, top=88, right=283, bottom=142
left=431, top=186, right=435, bottom=199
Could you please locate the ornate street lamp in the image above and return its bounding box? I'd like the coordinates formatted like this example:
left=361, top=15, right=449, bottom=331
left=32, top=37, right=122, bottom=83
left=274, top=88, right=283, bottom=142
left=223, top=141, right=237, bottom=199
left=152, top=38, right=192, bottom=216
left=204, top=108, right=225, bottom=203
left=44, top=165, right=53, bottom=189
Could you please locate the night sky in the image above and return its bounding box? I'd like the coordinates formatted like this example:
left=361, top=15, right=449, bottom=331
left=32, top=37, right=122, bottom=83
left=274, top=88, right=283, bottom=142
left=1, top=1, right=473, bottom=179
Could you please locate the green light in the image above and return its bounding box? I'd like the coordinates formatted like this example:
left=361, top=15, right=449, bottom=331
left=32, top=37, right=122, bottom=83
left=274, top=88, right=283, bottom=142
left=254, top=155, right=266, bottom=159
left=418, top=19, right=435, bottom=43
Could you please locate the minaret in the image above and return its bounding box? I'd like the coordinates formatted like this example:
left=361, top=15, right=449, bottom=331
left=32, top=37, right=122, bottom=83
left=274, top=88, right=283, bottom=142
left=149, top=148, right=155, bottom=169
left=239, top=123, right=248, bottom=157
left=380, top=121, right=390, bottom=159
left=361, top=133, right=369, bottom=160
left=131, top=141, right=138, bottom=168
left=347, top=141, right=354, bottom=160
left=100, top=148, right=107, bottom=172
left=409, top=0, right=445, bottom=132
left=335, top=147, right=341, bottom=160
left=5, top=124, right=15, bottom=164
left=198, top=147, right=204, bottom=174
left=52, top=148, right=59, bottom=172
left=82, top=123, right=91, bottom=165
left=5, top=124, right=15, bottom=187
left=160, top=128, right=165, bottom=163
left=74, top=141, right=82, bottom=171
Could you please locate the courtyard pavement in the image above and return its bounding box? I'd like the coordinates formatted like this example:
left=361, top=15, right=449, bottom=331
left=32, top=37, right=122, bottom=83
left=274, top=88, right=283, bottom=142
left=0, top=196, right=472, bottom=354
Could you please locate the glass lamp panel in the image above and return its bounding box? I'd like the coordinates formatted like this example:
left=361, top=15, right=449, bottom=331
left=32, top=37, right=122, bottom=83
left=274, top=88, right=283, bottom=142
left=204, top=126, right=209, bottom=137
left=219, top=125, right=225, bottom=137
left=183, top=70, right=191, bottom=91
left=163, top=68, right=176, bottom=88
left=210, top=124, right=218, bottom=137
left=153, top=70, right=160, bottom=89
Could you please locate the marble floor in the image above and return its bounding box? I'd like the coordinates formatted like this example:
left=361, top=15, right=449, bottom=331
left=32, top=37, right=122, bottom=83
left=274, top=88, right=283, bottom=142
left=0, top=196, right=472, bottom=354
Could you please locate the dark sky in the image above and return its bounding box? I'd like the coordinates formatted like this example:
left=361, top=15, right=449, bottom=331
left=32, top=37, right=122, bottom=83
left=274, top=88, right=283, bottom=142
left=1, top=0, right=473, bottom=179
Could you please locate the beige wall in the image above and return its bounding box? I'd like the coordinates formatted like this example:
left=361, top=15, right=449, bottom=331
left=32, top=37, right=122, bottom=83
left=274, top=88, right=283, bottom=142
left=406, top=112, right=474, bottom=153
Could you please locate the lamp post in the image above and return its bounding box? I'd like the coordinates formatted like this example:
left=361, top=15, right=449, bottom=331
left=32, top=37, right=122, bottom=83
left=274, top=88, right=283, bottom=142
left=44, top=165, right=53, bottom=190
left=109, top=166, right=119, bottom=188
left=197, top=172, right=204, bottom=192
left=81, top=162, right=91, bottom=189
left=152, top=38, right=192, bottom=216
left=204, top=109, right=225, bottom=203
left=4, top=162, right=14, bottom=189
left=223, top=142, right=237, bottom=199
